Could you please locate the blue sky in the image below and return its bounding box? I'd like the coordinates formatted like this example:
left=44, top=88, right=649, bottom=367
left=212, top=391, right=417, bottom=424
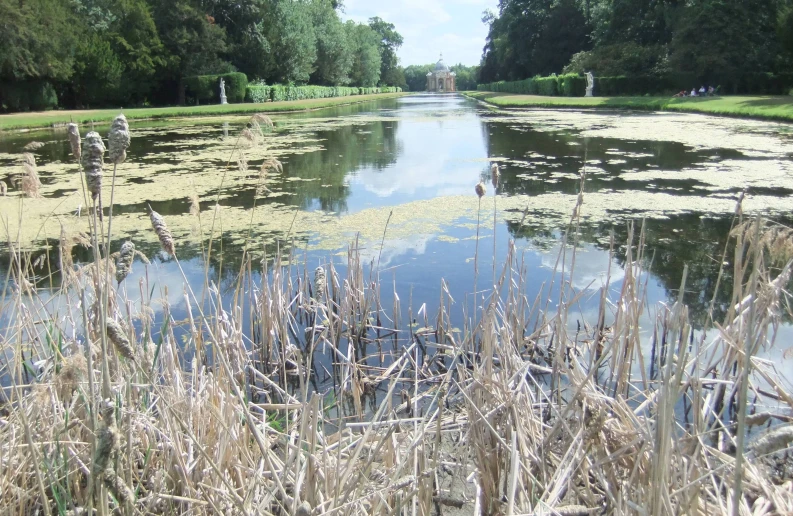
left=341, top=0, right=498, bottom=67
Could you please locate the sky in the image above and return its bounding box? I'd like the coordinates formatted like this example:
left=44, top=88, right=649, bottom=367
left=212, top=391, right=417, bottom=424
left=340, top=0, right=499, bottom=67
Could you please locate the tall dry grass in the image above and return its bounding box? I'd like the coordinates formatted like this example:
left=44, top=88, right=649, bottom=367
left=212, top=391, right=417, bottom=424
left=0, top=117, right=792, bottom=516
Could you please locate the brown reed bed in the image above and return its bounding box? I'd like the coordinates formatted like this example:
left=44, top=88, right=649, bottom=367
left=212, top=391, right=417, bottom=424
left=0, top=117, right=792, bottom=516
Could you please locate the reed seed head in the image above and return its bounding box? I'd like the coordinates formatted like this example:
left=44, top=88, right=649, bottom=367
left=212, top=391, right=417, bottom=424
left=475, top=182, right=486, bottom=199
left=296, top=501, right=312, bottom=516
left=67, top=123, right=81, bottom=161
left=108, top=114, right=130, bottom=165
left=106, top=319, right=135, bottom=361
left=93, top=423, right=119, bottom=475
left=103, top=469, right=134, bottom=505
left=314, top=266, right=326, bottom=301
left=490, top=163, right=500, bottom=189
left=115, top=241, right=135, bottom=284
left=148, top=205, right=176, bottom=257
left=20, top=153, right=41, bottom=198
left=81, top=132, right=105, bottom=201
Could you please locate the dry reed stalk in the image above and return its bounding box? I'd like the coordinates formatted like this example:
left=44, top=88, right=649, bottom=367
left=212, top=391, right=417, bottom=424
left=19, top=152, right=41, bottom=197
left=58, top=224, right=91, bottom=287
left=189, top=193, right=201, bottom=217
left=67, top=123, right=81, bottom=161
left=0, top=180, right=6, bottom=196
left=256, top=157, right=283, bottom=195
left=148, top=206, right=176, bottom=257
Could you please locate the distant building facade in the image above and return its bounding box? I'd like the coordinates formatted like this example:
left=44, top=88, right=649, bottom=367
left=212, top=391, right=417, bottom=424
left=426, top=55, right=456, bottom=92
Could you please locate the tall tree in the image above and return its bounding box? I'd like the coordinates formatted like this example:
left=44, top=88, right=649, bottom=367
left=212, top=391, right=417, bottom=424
left=150, top=0, right=230, bottom=103
left=669, top=0, right=780, bottom=86
left=310, top=0, right=354, bottom=85
left=346, top=22, right=381, bottom=87
left=268, top=0, right=317, bottom=83
left=0, top=0, right=79, bottom=82
left=368, top=16, right=404, bottom=86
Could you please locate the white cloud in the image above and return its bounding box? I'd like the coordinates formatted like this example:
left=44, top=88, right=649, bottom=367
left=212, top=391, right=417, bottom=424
left=341, top=0, right=498, bottom=66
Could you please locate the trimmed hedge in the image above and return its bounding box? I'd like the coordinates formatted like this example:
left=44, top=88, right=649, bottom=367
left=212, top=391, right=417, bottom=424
left=558, top=74, right=587, bottom=97
left=478, top=72, right=793, bottom=97
left=0, top=81, right=58, bottom=112
left=245, top=84, right=401, bottom=103
left=184, top=72, right=248, bottom=104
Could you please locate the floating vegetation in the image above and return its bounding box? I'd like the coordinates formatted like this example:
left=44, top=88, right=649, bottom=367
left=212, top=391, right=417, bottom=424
left=0, top=109, right=792, bottom=515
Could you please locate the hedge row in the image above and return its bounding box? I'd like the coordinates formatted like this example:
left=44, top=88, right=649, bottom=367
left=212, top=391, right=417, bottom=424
left=477, top=74, right=586, bottom=97
left=246, top=84, right=401, bottom=103
left=0, top=81, right=59, bottom=112
left=184, top=72, right=248, bottom=104
left=478, top=72, right=793, bottom=97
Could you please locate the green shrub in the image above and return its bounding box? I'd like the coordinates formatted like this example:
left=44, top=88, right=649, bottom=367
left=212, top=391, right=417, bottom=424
left=557, top=74, right=586, bottom=97
left=256, top=85, right=398, bottom=103
left=184, top=72, right=248, bottom=104
left=480, top=71, right=793, bottom=97
left=0, top=81, right=58, bottom=112
left=246, top=85, right=272, bottom=103
left=534, top=76, right=558, bottom=96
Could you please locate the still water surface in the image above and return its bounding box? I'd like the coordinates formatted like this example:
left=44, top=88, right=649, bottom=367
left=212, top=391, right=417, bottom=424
left=1, top=93, right=792, bottom=379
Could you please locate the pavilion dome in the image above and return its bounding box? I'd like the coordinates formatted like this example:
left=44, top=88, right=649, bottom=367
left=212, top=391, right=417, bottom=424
left=434, top=56, right=449, bottom=72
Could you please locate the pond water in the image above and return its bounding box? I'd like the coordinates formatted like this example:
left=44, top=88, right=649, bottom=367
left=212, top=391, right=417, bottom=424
left=2, top=93, right=793, bottom=387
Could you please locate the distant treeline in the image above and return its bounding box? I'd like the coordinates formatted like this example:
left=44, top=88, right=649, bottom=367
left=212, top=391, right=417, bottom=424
left=479, top=0, right=793, bottom=92
left=0, top=0, right=406, bottom=111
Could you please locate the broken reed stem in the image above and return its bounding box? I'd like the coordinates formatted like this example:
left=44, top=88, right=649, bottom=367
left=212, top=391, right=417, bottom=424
left=474, top=182, right=485, bottom=326
left=732, top=217, right=762, bottom=515
left=101, top=161, right=119, bottom=386
left=376, top=210, right=393, bottom=276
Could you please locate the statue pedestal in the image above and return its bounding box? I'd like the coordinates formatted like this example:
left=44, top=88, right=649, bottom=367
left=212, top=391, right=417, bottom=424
left=585, top=88, right=593, bottom=97
left=220, top=93, right=228, bottom=105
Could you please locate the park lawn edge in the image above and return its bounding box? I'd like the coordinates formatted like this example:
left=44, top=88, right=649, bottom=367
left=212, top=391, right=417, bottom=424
left=462, top=91, right=793, bottom=123
left=0, top=92, right=410, bottom=131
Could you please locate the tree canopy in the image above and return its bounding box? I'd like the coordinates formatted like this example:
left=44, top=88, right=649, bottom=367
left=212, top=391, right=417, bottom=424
left=480, top=0, right=793, bottom=87
left=0, top=0, right=403, bottom=110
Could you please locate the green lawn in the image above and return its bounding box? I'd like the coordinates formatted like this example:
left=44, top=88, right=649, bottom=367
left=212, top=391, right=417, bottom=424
left=463, top=91, right=793, bottom=122
left=0, top=92, right=408, bottom=131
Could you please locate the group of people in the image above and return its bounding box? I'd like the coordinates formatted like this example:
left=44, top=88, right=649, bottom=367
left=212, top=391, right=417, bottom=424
left=673, top=85, right=717, bottom=97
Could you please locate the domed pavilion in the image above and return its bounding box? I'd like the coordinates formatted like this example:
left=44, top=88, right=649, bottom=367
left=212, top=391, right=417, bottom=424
left=426, top=54, right=456, bottom=92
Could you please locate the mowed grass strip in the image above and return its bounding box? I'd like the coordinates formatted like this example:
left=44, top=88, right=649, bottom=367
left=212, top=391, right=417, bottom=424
left=464, top=91, right=793, bottom=122
left=0, top=92, right=409, bottom=130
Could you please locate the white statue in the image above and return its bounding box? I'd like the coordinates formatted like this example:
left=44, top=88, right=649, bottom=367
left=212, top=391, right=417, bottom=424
left=585, top=72, right=594, bottom=97
left=219, top=78, right=228, bottom=105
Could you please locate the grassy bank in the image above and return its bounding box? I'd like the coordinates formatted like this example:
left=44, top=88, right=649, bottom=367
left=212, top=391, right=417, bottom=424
left=0, top=92, right=408, bottom=131
left=2, top=114, right=793, bottom=514
left=465, top=91, right=793, bottom=122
